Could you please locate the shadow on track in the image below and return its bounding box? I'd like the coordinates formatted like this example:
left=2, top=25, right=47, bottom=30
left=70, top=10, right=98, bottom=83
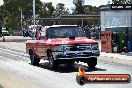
left=37, top=62, right=106, bottom=73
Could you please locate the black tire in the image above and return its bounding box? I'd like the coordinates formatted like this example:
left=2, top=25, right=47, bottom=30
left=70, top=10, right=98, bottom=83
left=67, top=61, right=74, bottom=68
left=48, top=52, right=58, bottom=69
left=30, top=51, right=40, bottom=66
left=86, top=58, right=97, bottom=69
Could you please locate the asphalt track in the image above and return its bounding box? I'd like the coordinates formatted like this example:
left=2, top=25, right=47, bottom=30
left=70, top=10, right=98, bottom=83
left=0, top=46, right=131, bottom=88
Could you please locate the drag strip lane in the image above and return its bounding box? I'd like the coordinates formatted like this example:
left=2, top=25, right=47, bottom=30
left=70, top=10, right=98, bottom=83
left=0, top=47, right=131, bottom=88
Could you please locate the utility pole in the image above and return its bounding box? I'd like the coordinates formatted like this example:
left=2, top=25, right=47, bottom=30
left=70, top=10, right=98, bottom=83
left=33, top=0, right=35, bottom=30
left=33, top=0, right=36, bottom=39
left=21, top=8, right=23, bottom=29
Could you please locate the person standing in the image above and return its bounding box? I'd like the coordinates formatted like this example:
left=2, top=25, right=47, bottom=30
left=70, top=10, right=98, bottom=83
left=36, top=26, right=41, bottom=40
left=84, top=25, right=91, bottom=39
left=90, top=25, right=95, bottom=39
left=40, top=22, right=46, bottom=39
left=31, top=26, right=36, bottom=40
left=22, top=28, right=26, bottom=37
left=0, top=21, right=2, bottom=37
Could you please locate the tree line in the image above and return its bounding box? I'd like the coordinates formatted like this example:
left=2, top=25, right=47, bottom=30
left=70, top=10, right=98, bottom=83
left=0, top=0, right=131, bottom=33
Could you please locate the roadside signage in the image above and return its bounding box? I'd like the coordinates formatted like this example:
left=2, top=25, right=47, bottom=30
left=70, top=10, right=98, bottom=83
left=101, top=31, right=112, bottom=53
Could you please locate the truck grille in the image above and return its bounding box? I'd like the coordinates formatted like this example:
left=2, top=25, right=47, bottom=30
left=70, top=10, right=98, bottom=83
left=65, top=44, right=92, bottom=51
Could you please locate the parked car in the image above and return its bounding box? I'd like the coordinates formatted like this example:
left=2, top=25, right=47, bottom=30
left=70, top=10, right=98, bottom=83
left=2, top=29, right=9, bottom=36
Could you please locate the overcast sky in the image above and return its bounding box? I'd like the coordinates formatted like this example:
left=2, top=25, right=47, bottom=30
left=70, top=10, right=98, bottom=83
left=0, top=0, right=110, bottom=9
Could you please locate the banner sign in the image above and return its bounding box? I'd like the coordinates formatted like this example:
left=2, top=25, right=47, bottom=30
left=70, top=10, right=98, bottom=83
left=101, top=31, right=112, bottom=53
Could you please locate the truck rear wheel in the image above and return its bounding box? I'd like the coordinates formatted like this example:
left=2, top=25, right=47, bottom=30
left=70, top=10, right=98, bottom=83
left=48, top=52, right=58, bottom=70
left=30, top=51, right=40, bottom=66
left=86, top=58, right=97, bottom=69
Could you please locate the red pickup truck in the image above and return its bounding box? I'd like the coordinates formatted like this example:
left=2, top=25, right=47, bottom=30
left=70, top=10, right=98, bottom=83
left=26, top=25, right=100, bottom=69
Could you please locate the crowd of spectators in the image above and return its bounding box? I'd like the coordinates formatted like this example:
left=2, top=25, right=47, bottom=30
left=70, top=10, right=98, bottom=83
left=22, top=24, right=101, bottom=40
left=82, top=25, right=101, bottom=39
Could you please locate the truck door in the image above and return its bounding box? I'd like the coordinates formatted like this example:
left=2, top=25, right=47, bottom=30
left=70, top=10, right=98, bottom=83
left=36, top=27, right=47, bottom=59
left=37, top=40, right=47, bottom=58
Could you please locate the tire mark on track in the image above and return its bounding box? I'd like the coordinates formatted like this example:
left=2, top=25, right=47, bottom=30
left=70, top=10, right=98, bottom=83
left=0, top=47, right=29, bottom=62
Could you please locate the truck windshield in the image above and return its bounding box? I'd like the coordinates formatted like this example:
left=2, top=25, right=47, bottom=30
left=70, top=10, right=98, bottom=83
left=48, top=26, right=86, bottom=39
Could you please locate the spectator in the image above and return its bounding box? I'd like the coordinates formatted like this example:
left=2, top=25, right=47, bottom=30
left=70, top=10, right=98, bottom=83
left=36, top=26, right=41, bottom=40
left=90, top=25, right=96, bottom=39
left=98, top=25, right=101, bottom=39
left=0, top=21, right=2, bottom=37
left=95, top=26, right=99, bottom=39
left=84, top=25, right=91, bottom=38
left=22, top=28, right=26, bottom=37
left=31, top=26, right=36, bottom=40
left=40, top=22, right=46, bottom=39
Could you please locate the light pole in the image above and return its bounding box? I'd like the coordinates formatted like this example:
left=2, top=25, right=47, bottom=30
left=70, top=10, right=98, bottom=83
left=20, top=8, right=23, bottom=29
left=33, top=0, right=36, bottom=39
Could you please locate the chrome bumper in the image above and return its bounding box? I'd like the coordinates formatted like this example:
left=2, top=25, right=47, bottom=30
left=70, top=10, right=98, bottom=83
left=52, top=50, right=100, bottom=60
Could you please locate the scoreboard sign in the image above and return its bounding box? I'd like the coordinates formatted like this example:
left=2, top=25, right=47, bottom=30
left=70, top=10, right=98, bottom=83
left=100, top=4, right=132, bottom=10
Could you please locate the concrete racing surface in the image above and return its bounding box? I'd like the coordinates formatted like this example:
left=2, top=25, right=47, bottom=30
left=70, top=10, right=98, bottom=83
left=0, top=68, right=40, bottom=88
left=0, top=46, right=132, bottom=88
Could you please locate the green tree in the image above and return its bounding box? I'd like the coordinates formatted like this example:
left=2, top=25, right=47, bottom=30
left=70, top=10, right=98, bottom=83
left=1, top=0, right=44, bottom=33
left=54, top=3, right=70, bottom=16
left=127, top=0, right=132, bottom=3
left=3, top=0, right=9, bottom=3
left=0, top=5, right=4, bottom=21
left=84, top=5, right=100, bottom=15
left=41, top=2, right=54, bottom=17
left=73, top=0, right=85, bottom=14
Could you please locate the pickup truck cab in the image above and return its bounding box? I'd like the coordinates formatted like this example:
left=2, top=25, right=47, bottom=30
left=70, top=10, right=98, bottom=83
left=26, top=25, right=100, bottom=69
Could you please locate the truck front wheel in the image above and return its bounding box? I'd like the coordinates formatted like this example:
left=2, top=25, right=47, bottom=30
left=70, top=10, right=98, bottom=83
left=29, top=51, right=40, bottom=66
left=86, top=58, right=97, bottom=69
left=48, top=52, right=58, bottom=70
